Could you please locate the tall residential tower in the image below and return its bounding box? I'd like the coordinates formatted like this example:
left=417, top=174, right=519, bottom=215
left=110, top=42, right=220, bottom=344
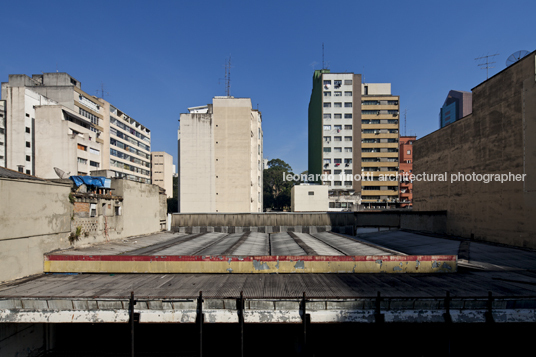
left=178, top=97, right=263, bottom=213
left=308, top=70, right=400, bottom=210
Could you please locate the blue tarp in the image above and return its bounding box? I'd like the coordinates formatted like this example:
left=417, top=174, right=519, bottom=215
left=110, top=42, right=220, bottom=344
left=70, top=176, right=107, bottom=188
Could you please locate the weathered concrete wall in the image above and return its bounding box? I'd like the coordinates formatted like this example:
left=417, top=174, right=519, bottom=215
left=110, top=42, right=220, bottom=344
left=112, top=179, right=162, bottom=238
left=291, top=185, right=329, bottom=212
left=171, top=211, right=446, bottom=235
left=413, top=53, right=536, bottom=248
left=0, top=178, right=72, bottom=282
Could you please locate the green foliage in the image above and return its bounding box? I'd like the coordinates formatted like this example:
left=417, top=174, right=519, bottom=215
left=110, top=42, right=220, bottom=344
left=68, top=193, right=75, bottom=204
left=69, top=226, right=83, bottom=244
left=263, top=158, right=296, bottom=211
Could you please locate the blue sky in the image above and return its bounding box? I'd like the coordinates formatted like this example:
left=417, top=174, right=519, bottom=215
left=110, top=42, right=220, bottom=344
left=2, top=0, right=535, bottom=174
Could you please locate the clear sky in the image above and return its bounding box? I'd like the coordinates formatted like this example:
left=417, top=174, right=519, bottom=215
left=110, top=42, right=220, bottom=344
left=2, top=0, right=535, bottom=174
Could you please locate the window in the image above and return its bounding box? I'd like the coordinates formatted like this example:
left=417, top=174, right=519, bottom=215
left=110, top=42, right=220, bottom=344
left=362, top=110, right=380, bottom=115
left=407, top=150, right=411, bottom=155
left=308, top=191, right=314, bottom=196
left=344, top=125, right=352, bottom=130
left=323, top=125, right=331, bottom=131
left=334, top=181, right=342, bottom=186
left=77, top=144, right=87, bottom=151
left=334, top=136, right=342, bottom=142
left=388, top=120, right=398, bottom=124
left=334, top=91, right=342, bottom=97
left=344, top=79, right=352, bottom=85
left=334, top=159, right=342, bottom=164
left=324, top=92, right=331, bottom=97
left=329, top=202, right=335, bottom=208
left=323, top=114, right=331, bottom=119
left=258, top=145, right=261, bottom=155
left=25, top=127, right=30, bottom=133
left=344, top=181, right=352, bottom=186
left=334, top=147, right=342, bottom=152
left=334, top=114, right=342, bottom=119
left=90, top=203, right=97, bottom=217
left=334, top=125, right=342, bottom=130
left=90, top=161, right=100, bottom=168
left=344, top=136, right=352, bottom=141
left=323, top=103, right=331, bottom=108
left=115, top=206, right=122, bottom=216
left=387, top=139, right=398, bottom=143
left=387, top=100, right=398, bottom=105
left=345, top=147, right=352, bottom=152
left=26, top=155, right=30, bottom=161
left=334, top=169, right=341, bottom=174
left=344, top=102, right=352, bottom=107
left=25, top=113, right=30, bottom=117
left=344, top=159, right=352, bottom=164
left=362, top=100, right=379, bottom=105
left=323, top=147, right=331, bottom=153
left=323, top=159, right=331, bottom=164
left=334, top=102, right=342, bottom=108
left=26, top=141, right=31, bottom=148
left=323, top=136, right=331, bottom=142
left=26, top=170, right=31, bottom=174
left=89, top=148, right=100, bottom=155
left=334, top=80, right=342, bottom=88
left=323, top=170, right=331, bottom=175
left=344, top=114, right=352, bottom=119
left=344, top=170, right=352, bottom=175
left=323, top=80, right=331, bottom=85
left=344, top=91, right=352, bottom=96
left=388, top=110, right=398, bottom=115
left=364, top=86, right=369, bottom=95
left=78, top=158, right=87, bottom=164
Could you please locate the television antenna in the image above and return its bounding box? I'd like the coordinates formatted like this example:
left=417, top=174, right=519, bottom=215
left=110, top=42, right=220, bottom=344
left=474, top=53, right=499, bottom=79
left=96, top=83, right=109, bottom=99
left=403, top=109, right=408, bottom=136
left=506, top=50, right=529, bottom=67
left=224, top=56, right=231, bottom=96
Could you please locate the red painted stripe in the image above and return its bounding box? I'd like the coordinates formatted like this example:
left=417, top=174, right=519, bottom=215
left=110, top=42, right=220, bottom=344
left=45, top=254, right=456, bottom=262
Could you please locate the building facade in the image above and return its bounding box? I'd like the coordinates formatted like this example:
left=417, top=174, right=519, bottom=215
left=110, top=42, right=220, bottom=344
left=291, top=184, right=329, bottom=212
left=439, top=90, right=472, bottom=128
left=0, top=100, right=5, bottom=167
left=178, top=97, right=263, bottom=213
left=414, top=50, right=536, bottom=248
left=399, top=135, right=416, bottom=208
left=151, top=151, right=174, bottom=198
left=308, top=70, right=400, bottom=210
left=0, top=73, right=151, bottom=182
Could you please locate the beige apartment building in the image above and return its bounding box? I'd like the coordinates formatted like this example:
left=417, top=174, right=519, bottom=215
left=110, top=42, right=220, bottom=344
left=308, top=70, right=400, bottom=210
left=178, top=97, right=263, bottom=213
left=151, top=151, right=174, bottom=198
left=1, top=73, right=151, bottom=182
left=0, top=100, right=5, bottom=167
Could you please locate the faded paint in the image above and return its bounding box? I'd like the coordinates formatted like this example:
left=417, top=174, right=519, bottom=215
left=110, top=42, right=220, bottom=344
left=44, top=254, right=457, bottom=274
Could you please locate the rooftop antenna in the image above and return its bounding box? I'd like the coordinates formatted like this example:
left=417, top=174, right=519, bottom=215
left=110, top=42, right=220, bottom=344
left=506, top=50, right=529, bottom=67
left=322, top=43, right=325, bottom=69
left=475, top=53, right=499, bottom=79
left=403, top=109, right=408, bottom=136
left=96, top=83, right=109, bottom=99
left=224, top=56, right=232, bottom=97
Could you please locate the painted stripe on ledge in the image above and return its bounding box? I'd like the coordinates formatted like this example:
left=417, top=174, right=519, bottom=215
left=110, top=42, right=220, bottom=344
left=46, top=254, right=456, bottom=262
left=44, top=255, right=457, bottom=274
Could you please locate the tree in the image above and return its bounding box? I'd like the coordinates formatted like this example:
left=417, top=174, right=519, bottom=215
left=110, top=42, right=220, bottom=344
left=263, top=158, right=296, bottom=211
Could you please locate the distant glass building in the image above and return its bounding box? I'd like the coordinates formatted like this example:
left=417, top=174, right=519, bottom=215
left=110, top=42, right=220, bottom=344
left=439, top=90, right=472, bottom=128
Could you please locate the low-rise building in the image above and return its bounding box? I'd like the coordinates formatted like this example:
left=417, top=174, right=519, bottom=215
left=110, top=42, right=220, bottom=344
left=291, top=184, right=329, bottom=212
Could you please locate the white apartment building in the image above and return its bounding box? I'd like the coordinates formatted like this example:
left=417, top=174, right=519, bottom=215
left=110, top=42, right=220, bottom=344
left=178, top=97, right=263, bottom=213
left=151, top=151, right=174, bottom=198
left=308, top=70, right=400, bottom=211
left=1, top=73, right=151, bottom=182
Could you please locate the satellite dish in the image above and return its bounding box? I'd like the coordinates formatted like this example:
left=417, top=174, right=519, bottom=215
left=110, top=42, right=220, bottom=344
left=54, top=167, right=71, bottom=179
left=506, top=50, right=530, bottom=67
